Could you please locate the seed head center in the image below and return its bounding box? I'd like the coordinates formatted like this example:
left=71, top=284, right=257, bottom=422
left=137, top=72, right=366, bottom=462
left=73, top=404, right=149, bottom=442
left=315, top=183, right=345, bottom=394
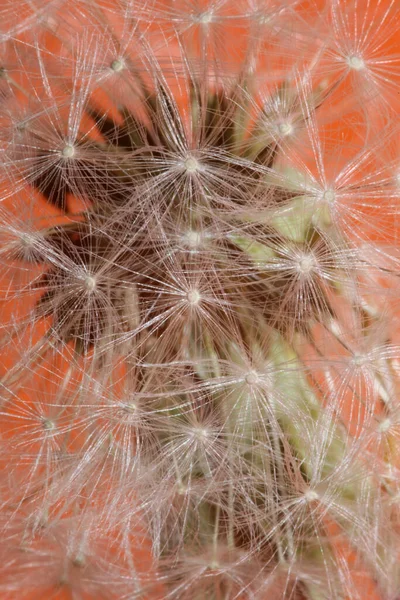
left=192, top=427, right=210, bottom=441
left=123, top=402, right=137, bottom=414
left=42, top=418, right=55, bottom=431
left=353, top=353, right=368, bottom=367
left=186, top=289, right=201, bottom=306
left=71, top=553, right=85, bottom=568
left=197, top=11, right=213, bottom=24
left=378, top=418, right=392, bottom=433
left=110, top=58, right=125, bottom=73
left=322, top=189, right=336, bottom=203
left=183, top=230, right=202, bottom=250
left=278, top=121, right=293, bottom=137
left=62, top=144, right=75, bottom=158
left=297, top=253, right=315, bottom=275
left=257, top=13, right=271, bottom=25
left=245, top=370, right=259, bottom=386
left=347, top=55, right=365, bottom=71
left=183, top=156, right=200, bottom=173
left=83, top=275, right=97, bottom=292
left=20, top=233, right=36, bottom=249
left=304, top=489, right=319, bottom=502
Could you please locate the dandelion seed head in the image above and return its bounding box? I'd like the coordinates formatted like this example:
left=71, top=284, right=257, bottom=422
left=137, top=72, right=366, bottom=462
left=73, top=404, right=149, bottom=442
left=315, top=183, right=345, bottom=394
left=256, top=13, right=272, bottom=26
left=322, top=189, right=336, bottom=203
left=378, top=418, right=392, bottom=433
left=182, top=155, right=201, bottom=174
left=1, top=5, right=399, bottom=597
left=19, top=232, right=37, bottom=249
left=182, top=229, right=203, bottom=250
left=244, top=370, right=260, bottom=386
left=42, top=418, right=55, bottom=431
left=191, top=427, right=210, bottom=442
left=122, top=402, right=138, bottom=416
left=61, top=144, right=75, bottom=159
left=346, top=55, right=365, bottom=71
left=352, top=353, right=368, bottom=368
left=83, top=275, right=97, bottom=293
left=296, top=253, right=316, bottom=276
left=110, top=58, right=125, bottom=73
left=195, top=11, right=213, bottom=25
left=277, top=121, right=294, bottom=137
left=304, top=489, right=319, bottom=502
left=71, top=553, right=85, bottom=568
left=186, top=289, right=201, bottom=306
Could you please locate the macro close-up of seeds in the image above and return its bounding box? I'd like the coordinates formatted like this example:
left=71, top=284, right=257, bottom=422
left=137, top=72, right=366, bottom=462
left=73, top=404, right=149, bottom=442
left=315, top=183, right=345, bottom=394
left=0, top=1, right=399, bottom=599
